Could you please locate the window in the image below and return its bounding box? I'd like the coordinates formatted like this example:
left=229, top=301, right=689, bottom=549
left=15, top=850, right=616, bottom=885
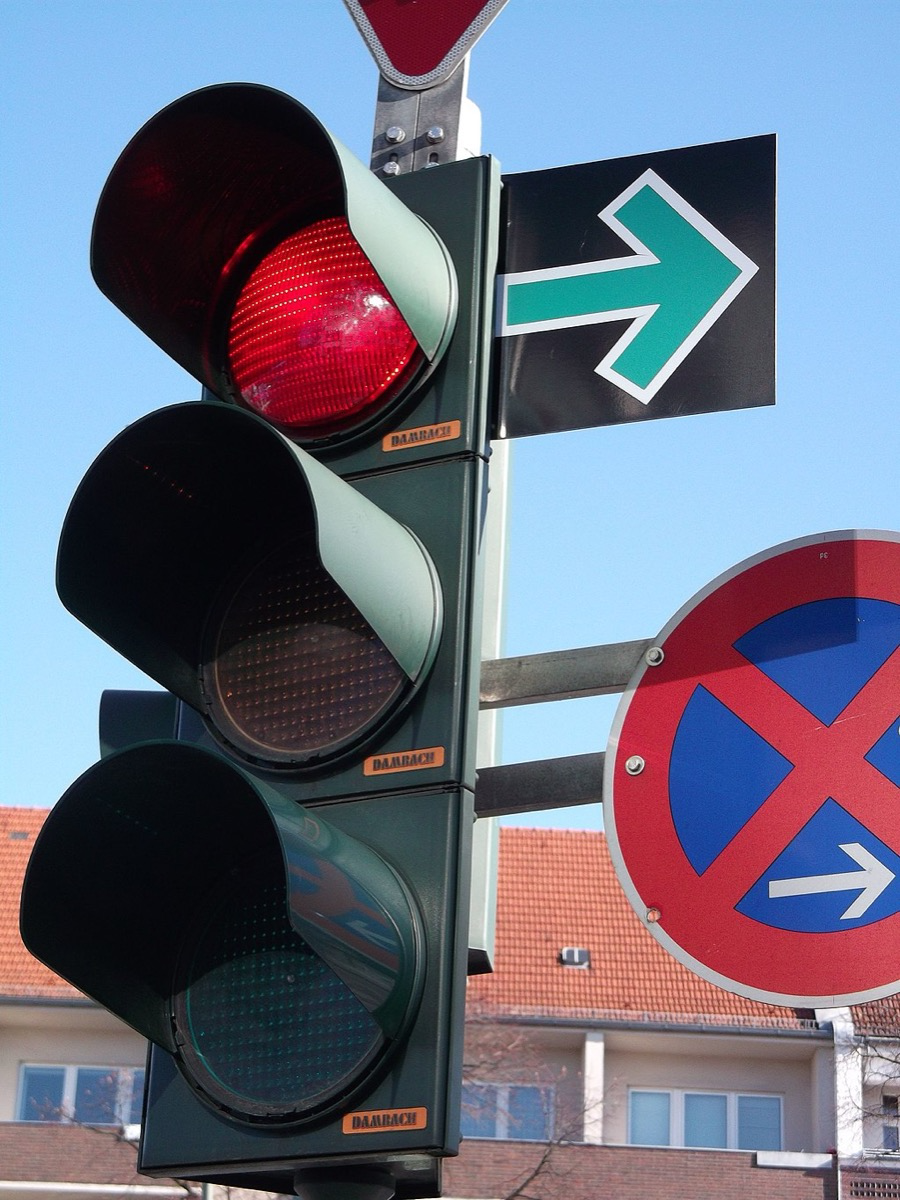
left=685, top=1092, right=728, bottom=1147
left=17, top=1065, right=145, bottom=1125
left=882, top=1094, right=899, bottom=1151
left=461, top=1082, right=554, bottom=1141
left=630, top=1090, right=671, bottom=1146
left=559, top=947, right=591, bottom=968
left=628, top=1088, right=782, bottom=1151
left=737, top=1093, right=782, bottom=1150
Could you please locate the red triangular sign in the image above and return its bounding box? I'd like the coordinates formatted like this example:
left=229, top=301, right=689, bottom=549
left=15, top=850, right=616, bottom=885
left=344, top=0, right=509, bottom=89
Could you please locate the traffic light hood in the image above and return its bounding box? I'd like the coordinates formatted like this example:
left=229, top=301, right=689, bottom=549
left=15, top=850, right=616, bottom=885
left=56, top=403, right=442, bottom=769
left=20, top=741, right=424, bottom=1098
left=91, top=83, right=457, bottom=436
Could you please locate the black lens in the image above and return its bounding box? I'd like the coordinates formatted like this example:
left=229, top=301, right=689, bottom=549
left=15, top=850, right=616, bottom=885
left=205, top=534, right=407, bottom=765
left=173, top=848, right=385, bottom=1122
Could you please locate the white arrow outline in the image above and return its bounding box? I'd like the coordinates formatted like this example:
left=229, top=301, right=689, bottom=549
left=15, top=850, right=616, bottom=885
left=496, top=169, right=759, bottom=405
left=767, top=842, right=896, bottom=921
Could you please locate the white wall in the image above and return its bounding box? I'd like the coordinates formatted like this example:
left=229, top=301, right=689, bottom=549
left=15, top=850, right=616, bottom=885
left=463, top=1022, right=585, bottom=1139
left=0, top=1002, right=145, bottom=1121
left=582, top=1031, right=605, bottom=1144
left=602, top=1031, right=827, bottom=1152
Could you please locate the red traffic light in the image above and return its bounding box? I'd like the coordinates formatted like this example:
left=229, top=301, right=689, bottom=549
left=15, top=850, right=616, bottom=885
left=228, top=216, right=423, bottom=433
left=91, top=84, right=456, bottom=443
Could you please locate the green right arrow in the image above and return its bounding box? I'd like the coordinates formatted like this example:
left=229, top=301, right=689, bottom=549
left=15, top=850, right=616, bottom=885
left=498, top=169, right=758, bottom=404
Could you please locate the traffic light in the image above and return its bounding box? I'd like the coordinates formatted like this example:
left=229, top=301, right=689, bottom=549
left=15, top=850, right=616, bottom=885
left=20, top=83, right=500, bottom=1200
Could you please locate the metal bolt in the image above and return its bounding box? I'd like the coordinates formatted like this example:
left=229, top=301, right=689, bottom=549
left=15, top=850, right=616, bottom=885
left=425, top=125, right=445, bottom=144
left=624, top=755, right=645, bottom=776
left=382, top=160, right=401, bottom=177
left=384, top=125, right=406, bottom=144
left=646, top=907, right=661, bottom=924
left=645, top=645, right=665, bottom=667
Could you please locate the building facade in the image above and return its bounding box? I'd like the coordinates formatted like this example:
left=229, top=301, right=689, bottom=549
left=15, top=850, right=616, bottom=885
left=2, top=808, right=898, bottom=1199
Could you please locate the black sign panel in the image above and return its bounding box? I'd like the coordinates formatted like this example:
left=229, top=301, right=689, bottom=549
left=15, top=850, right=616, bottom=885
left=494, top=134, right=775, bottom=438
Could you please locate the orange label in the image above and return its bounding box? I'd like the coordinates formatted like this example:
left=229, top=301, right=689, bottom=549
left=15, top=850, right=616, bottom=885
left=382, top=420, right=461, bottom=452
left=342, top=1106, right=428, bottom=1134
left=363, top=746, right=445, bottom=776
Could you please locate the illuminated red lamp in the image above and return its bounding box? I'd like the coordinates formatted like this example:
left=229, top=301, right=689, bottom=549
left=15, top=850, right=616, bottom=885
left=227, top=217, right=423, bottom=435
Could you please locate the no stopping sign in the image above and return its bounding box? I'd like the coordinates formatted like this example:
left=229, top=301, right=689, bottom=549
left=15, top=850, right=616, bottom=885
left=605, top=530, right=900, bottom=1006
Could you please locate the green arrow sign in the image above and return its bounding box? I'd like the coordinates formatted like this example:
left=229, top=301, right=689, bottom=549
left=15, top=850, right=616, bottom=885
left=497, top=169, right=759, bottom=404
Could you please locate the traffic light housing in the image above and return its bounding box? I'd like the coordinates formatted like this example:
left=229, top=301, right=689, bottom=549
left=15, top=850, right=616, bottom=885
left=53, top=400, right=460, bottom=791
left=20, top=83, right=500, bottom=1198
left=89, top=83, right=490, bottom=471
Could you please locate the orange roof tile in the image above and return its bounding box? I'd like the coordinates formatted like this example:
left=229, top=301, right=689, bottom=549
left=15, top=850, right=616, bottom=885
left=0, top=807, right=80, bottom=999
left=468, top=827, right=816, bottom=1029
left=851, top=994, right=900, bottom=1037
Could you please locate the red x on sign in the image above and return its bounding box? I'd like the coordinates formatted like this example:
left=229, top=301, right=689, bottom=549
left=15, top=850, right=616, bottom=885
left=343, top=0, right=510, bottom=89
left=606, top=530, right=900, bottom=1007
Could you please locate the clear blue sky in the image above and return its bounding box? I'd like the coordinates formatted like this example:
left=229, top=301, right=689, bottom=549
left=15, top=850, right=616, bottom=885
left=1, top=1, right=897, bottom=829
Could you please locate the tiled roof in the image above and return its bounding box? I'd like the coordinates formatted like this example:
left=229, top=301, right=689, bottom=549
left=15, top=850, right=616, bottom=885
left=851, top=994, right=900, bottom=1037
left=467, top=827, right=817, bottom=1029
left=0, top=807, right=79, bottom=1000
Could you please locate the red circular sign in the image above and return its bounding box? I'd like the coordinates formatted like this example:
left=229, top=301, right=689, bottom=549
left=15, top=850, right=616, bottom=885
left=605, top=530, right=900, bottom=1006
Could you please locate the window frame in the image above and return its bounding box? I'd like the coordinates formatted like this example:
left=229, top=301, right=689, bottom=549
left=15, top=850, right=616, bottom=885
left=627, top=1086, right=783, bottom=1151
left=881, top=1092, right=899, bottom=1151
left=461, top=1080, right=556, bottom=1142
left=16, top=1063, right=146, bottom=1126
